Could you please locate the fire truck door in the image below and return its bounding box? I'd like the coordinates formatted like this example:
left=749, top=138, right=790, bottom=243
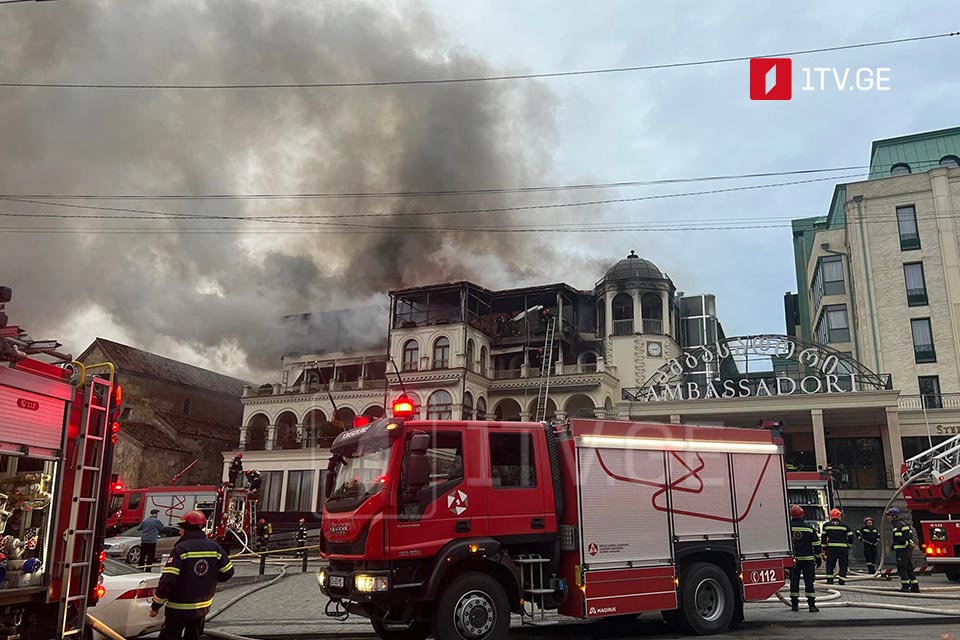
left=485, top=430, right=546, bottom=536
left=389, top=428, right=486, bottom=559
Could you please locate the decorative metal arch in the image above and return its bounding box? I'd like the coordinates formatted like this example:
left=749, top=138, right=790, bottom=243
left=623, top=334, right=892, bottom=402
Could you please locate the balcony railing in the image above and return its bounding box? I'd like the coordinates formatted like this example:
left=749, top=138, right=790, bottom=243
left=612, top=319, right=635, bottom=336
left=642, top=318, right=663, bottom=335
left=830, top=465, right=896, bottom=490
left=495, top=369, right=521, bottom=380
left=900, top=233, right=921, bottom=251
left=899, top=393, right=960, bottom=410
left=907, top=288, right=928, bottom=306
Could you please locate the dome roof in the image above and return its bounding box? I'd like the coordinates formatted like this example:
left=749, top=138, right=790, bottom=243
left=604, top=250, right=664, bottom=281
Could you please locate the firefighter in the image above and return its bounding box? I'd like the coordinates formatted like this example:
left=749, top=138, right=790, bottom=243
left=245, top=469, right=262, bottom=498
left=295, top=518, right=308, bottom=557
left=227, top=453, right=243, bottom=487
left=255, top=518, right=272, bottom=552
left=789, top=504, right=821, bottom=612
left=149, top=510, right=234, bottom=639
left=887, top=506, right=919, bottom=592
left=821, top=507, right=854, bottom=585
left=856, top=516, right=880, bottom=574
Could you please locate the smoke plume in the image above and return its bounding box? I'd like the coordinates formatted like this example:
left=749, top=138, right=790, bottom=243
left=0, top=0, right=606, bottom=379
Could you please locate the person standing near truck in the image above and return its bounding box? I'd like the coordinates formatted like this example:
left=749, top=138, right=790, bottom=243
left=856, top=516, right=880, bottom=574
left=821, top=508, right=854, bottom=585
left=887, top=507, right=920, bottom=592
left=138, top=509, right=164, bottom=572
left=788, top=505, right=821, bottom=613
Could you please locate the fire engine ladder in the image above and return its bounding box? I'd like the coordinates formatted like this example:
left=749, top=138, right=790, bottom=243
left=516, top=555, right=552, bottom=625
left=59, top=376, right=112, bottom=638
left=903, top=432, right=960, bottom=485
left=534, top=316, right=557, bottom=422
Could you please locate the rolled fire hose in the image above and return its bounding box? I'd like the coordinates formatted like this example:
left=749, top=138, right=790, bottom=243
left=86, top=613, right=127, bottom=640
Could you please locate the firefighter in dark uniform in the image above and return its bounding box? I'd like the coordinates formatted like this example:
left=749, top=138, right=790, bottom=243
left=887, top=506, right=919, bottom=592
left=227, top=453, right=243, bottom=487
left=821, top=508, right=854, bottom=585
left=856, top=516, right=880, bottom=574
left=789, top=505, right=821, bottom=612
left=295, top=518, right=308, bottom=557
left=150, top=510, right=234, bottom=639
left=256, top=518, right=272, bottom=552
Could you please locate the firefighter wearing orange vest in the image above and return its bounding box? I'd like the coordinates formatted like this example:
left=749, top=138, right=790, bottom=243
left=821, top=508, right=854, bottom=585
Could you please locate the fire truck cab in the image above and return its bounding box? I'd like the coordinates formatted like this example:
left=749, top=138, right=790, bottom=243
left=318, top=414, right=792, bottom=639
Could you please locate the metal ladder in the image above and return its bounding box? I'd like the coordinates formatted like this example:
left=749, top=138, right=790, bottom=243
left=903, top=432, right=960, bottom=484
left=534, top=316, right=557, bottom=422
left=59, top=377, right=111, bottom=637
left=516, top=555, right=552, bottom=625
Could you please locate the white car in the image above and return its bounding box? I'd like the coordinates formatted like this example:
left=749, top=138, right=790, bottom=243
left=103, top=525, right=181, bottom=566
left=89, top=558, right=162, bottom=639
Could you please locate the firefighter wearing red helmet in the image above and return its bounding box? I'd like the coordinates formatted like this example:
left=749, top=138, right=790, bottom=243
left=150, top=510, right=234, bottom=639
left=255, top=517, right=272, bottom=552
left=788, top=505, right=821, bottom=612
left=821, top=507, right=854, bottom=585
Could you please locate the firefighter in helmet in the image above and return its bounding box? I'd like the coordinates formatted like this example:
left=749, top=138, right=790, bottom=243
left=295, top=518, right=308, bottom=557
left=821, top=507, right=854, bottom=585
left=856, top=516, right=880, bottom=574
left=788, top=505, right=820, bottom=612
left=887, top=506, right=919, bottom=592
left=227, top=453, right=243, bottom=487
left=255, top=518, right=272, bottom=552
left=150, top=510, right=234, bottom=639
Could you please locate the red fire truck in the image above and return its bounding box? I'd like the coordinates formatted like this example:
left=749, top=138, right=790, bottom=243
left=106, top=485, right=218, bottom=533
left=901, top=433, right=960, bottom=581
left=0, top=290, right=121, bottom=639
left=318, top=404, right=793, bottom=639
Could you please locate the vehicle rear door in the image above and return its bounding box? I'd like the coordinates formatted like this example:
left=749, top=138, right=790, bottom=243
left=484, top=429, right=548, bottom=538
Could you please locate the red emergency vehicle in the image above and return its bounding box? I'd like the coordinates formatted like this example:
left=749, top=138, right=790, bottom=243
left=106, top=485, right=217, bottom=533
left=318, top=404, right=792, bottom=639
left=0, top=292, right=120, bottom=639
left=901, top=433, right=960, bottom=581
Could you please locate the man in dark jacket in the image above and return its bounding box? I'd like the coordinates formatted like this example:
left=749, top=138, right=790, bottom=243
left=789, top=505, right=821, bottom=612
left=856, top=516, right=880, bottom=574
left=150, top=510, right=233, bottom=639
left=138, top=509, right=164, bottom=572
left=821, top=508, right=854, bottom=585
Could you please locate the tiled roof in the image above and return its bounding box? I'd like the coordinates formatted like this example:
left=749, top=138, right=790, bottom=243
left=154, top=410, right=238, bottom=444
left=121, top=421, right=190, bottom=453
left=81, top=338, right=249, bottom=397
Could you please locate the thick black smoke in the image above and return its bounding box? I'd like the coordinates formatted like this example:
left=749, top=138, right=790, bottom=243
left=0, top=0, right=607, bottom=378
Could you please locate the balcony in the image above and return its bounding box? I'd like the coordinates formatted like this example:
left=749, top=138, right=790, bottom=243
left=898, top=393, right=960, bottom=411
left=612, top=319, right=634, bottom=336
left=487, top=362, right=617, bottom=392
left=642, top=319, right=663, bottom=335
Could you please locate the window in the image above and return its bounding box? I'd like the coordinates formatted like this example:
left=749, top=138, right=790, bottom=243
left=641, top=293, right=663, bottom=335
left=285, top=470, right=314, bottom=512
left=490, top=433, right=537, bottom=488
left=479, top=346, right=488, bottom=376
left=128, top=493, right=143, bottom=510
left=940, top=155, right=960, bottom=169
left=426, top=390, right=453, bottom=420
left=432, top=337, right=450, bottom=369
left=812, top=255, right=845, bottom=310
left=904, top=263, right=928, bottom=306
left=466, top=339, right=475, bottom=372
left=919, top=375, right=942, bottom=410
left=402, top=340, right=419, bottom=372
left=815, top=305, right=850, bottom=344
left=911, top=318, right=936, bottom=363
left=182, top=398, right=191, bottom=416
left=890, top=163, right=912, bottom=176
left=897, top=205, right=920, bottom=250
left=316, top=470, right=329, bottom=511
left=462, top=391, right=473, bottom=420
left=476, top=396, right=487, bottom=421
left=259, top=471, right=283, bottom=511
left=423, top=432, right=464, bottom=486
left=612, top=293, right=634, bottom=335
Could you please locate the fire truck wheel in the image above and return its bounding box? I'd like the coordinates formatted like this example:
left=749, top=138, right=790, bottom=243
left=677, top=562, right=734, bottom=635
left=946, top=568, right=960, bottom=582
left=432, top=572, right=510, bottom=640
left=126, top=545, right=142, bottom=565
left=371, top=620, right=430, bottom=640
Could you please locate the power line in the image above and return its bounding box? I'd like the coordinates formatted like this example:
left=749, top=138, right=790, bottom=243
left=1, top=32, right=956, bottom=90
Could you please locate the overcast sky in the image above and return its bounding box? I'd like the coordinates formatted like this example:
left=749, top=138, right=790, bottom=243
left=0, top=1, right=957, bottom=381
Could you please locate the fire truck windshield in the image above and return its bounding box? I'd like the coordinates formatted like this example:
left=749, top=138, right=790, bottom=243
left=328, top=443, right=392, bottom=506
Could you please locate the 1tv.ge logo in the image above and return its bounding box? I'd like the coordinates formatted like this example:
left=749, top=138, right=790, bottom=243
left=750, top=58, right=891, bottom=100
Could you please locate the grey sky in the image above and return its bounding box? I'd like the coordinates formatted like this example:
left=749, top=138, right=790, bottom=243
left=0, top=0, right=957, bottom=380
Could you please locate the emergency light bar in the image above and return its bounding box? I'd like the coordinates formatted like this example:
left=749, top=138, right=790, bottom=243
left=576, top=435, right=780, bottom=455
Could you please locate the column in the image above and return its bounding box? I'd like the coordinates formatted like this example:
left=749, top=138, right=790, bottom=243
left=883, top=406, right=905, bottom=488
left=295, top=422, right=305, bottom=448
left=670, top=414, right=681, bottom=424
left=633, top=293, right=642, bottom=334
left=594, top=408, right=606, bottom=419
left=605, top=293, right=614, bottom=337
left=519, top=411, right=532, bottom=421
left=239, top=425, right=248, bottom=450
left=265, top=424, right=276, bottom=451
left=661, top=291, right=671, bottom=337
left=811, top=409, right=827, bottom=471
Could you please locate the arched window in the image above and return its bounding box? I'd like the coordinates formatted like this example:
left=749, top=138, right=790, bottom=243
left=402, top=339, right=419, bottom=371
left=890, top=163, right=912, bottom=176
left=596, top=301, right=606, bottom=338
left=433, top=337, right=450, bottom=369
left=463, top=391, right=474, bottom=420
left=641, top=293, right=663, bottom=335
left=940, top=155, right=960, bottom=169
left=479, top=346, right=488, bottom=376
left=476, top=396, right=487, bottom=420
left=427, top=390, right=453, bottom=420
left=466, top=339, right=476, bottom=372
left=612, top=293, right=634, bottom=335
left=579, top=351, right=598, bottom=372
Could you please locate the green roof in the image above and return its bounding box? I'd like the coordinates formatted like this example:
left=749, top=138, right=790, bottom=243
left=868, top=126, right=960, bottom=179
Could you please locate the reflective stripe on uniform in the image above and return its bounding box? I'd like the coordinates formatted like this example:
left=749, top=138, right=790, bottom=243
left=153, top=597, right=168, bottom=604
left=179, top=551, right=221, bottom=559
left=219, top=562, right=234, bottom=572
left=162, top=567, right=180, bottom=575
left=165, top=598, right=214, bottom=610
left=795, top=555, right=816, bottom=561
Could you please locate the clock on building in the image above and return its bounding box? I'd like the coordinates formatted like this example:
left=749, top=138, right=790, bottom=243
left=647, top=342, right=662, bottom=357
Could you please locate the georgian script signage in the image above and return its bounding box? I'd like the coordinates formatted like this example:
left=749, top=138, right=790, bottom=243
left=627, top=334, right=890, bottom=403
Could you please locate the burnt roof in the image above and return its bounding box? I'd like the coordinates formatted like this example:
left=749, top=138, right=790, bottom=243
left=389, top=280, right=592, bottom=300
left=154, top=410, right=238, bottom=444
left=121, top=421, right=191, bottom=453
left=80, top=338, right=249, bottom=397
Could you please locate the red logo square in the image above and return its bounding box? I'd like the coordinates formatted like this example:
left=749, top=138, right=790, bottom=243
left=750, top=58, right=792, bottom=100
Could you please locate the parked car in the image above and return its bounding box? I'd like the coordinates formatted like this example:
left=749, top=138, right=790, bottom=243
left=89, top=558, right=162, bottom=639
left=103, top=525, right=181, bottom=565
